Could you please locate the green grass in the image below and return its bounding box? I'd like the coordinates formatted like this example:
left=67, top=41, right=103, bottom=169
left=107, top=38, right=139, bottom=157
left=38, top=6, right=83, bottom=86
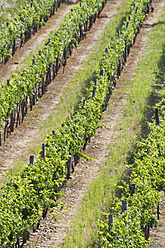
left=63, top=4, right=165, bottom=248
left=15, top=1, right=81, bottom=73
left=15, top=0, right=129, bottom=73
left=2, top=2, right=81, bottom=82
left=0, top=0, right=135, bottom=186
left=64, top=143, right=129, bottom=247
left=0, top=0, right=30, bottom=24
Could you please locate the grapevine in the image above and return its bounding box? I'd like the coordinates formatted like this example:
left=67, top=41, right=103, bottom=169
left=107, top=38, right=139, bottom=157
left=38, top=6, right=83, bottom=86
left=0, top=0, right=63, bottom=63
left=0, top=0, right=153, bottom=246
left=98, top=101, right=165, bottom=247
left=0, top=0, right=106, bottom=142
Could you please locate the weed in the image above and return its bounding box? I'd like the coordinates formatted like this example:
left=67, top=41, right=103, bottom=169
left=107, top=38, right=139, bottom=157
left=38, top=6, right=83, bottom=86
left=64, top=3, right=165, bottom=247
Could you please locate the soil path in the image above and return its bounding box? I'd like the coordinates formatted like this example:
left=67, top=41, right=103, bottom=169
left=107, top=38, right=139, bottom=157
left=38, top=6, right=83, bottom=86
left=0, top=0, right=125, bottom=178
left=148, top=196, right=165, bottom=248
left=22, top=1, right=165, bottom=247
left=0, top=0, right=79, bottom=85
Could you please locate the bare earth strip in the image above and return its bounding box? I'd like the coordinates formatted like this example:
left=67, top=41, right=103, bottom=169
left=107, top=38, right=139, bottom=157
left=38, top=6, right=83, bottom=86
left=148, top=196, right=165, bottom=248
left=0, top=1, right=125, bottom=178
left=23, top=1, right=165, bottom=247
left=0, top=0, right=79, bottom=85
left=0, top=0, right=165, bottom=247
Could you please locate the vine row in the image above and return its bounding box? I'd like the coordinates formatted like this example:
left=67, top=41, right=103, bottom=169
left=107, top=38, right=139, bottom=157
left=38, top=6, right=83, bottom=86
left=0, top=0, right=106, bottom=145
left=98, top=101, right=165, bottom=247
left=0, top=0, right=152, bottom=247
left=0, top=0, right=64, bottom=64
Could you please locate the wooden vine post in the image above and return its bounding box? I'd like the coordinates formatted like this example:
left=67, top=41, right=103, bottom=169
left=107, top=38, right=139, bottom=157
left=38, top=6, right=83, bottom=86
left=155, top=108, right=160, bottom=220
left=29, top=155, right=35, bottom=165
left=129, top=183, right=135, bottom=196
left=121, top=200, right=128, bottom=213
left=155, top=108, right=160, bottom=126
left=1, top=0, right=107, bottom=145
left=42, top=143, right=46, bottom=162
left=108, top=214, right=113, bottom=228
left=67, top=157, right=72, bottom=180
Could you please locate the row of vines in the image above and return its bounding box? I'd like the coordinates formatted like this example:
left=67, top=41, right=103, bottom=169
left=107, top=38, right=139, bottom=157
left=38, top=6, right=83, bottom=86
left=0, top=0, right=63, bottom=63
left=0, top=0, right=106, bottom=145
left=0, top=0, right=153, bottom=247
left=98, top=100, right=165, bottom=247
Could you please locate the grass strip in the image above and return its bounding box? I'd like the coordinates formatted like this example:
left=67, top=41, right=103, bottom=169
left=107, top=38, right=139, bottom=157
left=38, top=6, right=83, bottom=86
left=0, top=0, right=106, bottom=130
left=0, top=0, right=30, bottom=24
left=0, top=0, right=63, bottom=62
left=98, top=95, right=165, bottom=247
left=13, top=1, right=81, bottom=73
left=64, top=2, right=165, bottom=247
left=3, top=0, right=135, bottom=182
left=0, top=0, right=150, bottom=245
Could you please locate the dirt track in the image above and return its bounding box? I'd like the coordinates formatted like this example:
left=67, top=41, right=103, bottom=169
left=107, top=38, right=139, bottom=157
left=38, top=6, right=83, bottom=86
left=0, top=0, right=125, bottom=179
left=0, top=0, right=79, bottom=85
left=22, top=0, right=165, bottom=247
left=0, top=0, right=165, bottom=247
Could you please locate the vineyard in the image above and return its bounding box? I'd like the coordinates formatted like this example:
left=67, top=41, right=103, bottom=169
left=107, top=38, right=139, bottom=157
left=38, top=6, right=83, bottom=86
left=98, top=102, right=165, bottom=246
left=0, top=0, right=165, bottom=247
left=0, top=0, right=63, bottom=63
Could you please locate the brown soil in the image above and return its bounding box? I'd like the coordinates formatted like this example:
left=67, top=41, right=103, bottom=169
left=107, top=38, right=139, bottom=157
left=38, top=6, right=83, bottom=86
left=21, top=0, right=165, bottom=247
left=148, top=196, right=165, bottom=248
left=0, top=0, right=79, bottom=85
left=1, top=0, right=165, bottom=247
left=0, top=0, right=125, bottom=178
